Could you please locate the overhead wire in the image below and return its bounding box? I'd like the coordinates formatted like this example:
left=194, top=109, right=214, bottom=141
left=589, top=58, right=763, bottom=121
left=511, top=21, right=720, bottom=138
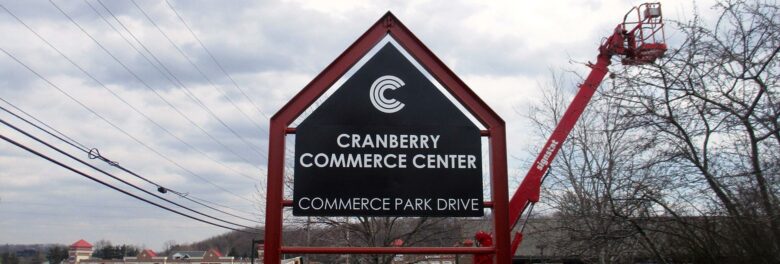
left=158, top=0, right=296, bottom=159
left=81, top=0, right=264, bottom=175
left=0, top=97, right=89, bottom=152
left=2, top=1, right=274, bottom=211
left=0, top=2, right=259, bottom=204
left=0, top=1, right=274, bottom=224
left=0, top=115, right=261, bottom=229
left=163, top=0, right=273, bottom=121
left=0, top=46, right=254, bottom=204
left=132, top=0, right=295, bottom=188
left=88, top=2, right=269, bottom=213
left=0, top=134, right=259, bottom=234
left=44, top=0, right=263, bottom=179
left=0, top=98, right=261, bottom=222
left=95, top=0, right=269, bottom=160
left=117, top=0, right=267, bottom=133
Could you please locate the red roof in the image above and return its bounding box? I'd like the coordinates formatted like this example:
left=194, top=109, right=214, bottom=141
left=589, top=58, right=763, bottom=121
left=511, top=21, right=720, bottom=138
left=390, top=239, right=404, bottom=247
left=208, top=248, right=223, bottom=257
left=141, top=249, right=157, bottom=257
left=70, top=239, right=92, bottom=249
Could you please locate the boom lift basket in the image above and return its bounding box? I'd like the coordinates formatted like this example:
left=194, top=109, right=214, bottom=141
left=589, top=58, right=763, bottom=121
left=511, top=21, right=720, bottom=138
left=621, top=2, right=667, bottom=65
left=504, top=3, right=668, bottom=260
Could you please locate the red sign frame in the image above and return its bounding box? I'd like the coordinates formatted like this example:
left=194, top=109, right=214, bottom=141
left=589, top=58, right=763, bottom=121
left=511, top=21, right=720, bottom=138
left=264, top=12, right=510, bottom=263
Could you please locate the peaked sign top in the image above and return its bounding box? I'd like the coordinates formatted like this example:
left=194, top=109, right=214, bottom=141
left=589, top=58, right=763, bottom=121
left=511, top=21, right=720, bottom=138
left=272, top=12, right=503, bottom=128
left=264, top=12, right=513, bottom=261
left=279, top=12, right=506, bottom=217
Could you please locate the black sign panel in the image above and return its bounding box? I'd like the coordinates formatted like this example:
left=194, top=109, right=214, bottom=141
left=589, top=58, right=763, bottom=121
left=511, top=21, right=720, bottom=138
left=293, top=43, right=483, bottom=217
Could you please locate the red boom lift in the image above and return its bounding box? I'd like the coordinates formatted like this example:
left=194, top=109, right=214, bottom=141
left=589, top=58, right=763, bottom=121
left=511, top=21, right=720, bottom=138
left=475, top=3, right=668, bottom=262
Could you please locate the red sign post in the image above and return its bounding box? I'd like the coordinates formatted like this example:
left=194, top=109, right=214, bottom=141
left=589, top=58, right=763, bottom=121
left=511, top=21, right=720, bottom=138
left=264, top=12, right=510, bottom=263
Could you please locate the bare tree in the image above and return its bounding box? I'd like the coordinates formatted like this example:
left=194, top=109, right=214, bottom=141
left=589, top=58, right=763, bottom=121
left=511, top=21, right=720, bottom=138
left=283, top=113, right=468, bottom=263
left=530, top=70, right=667, bottom=263
left=529, top=1, right=779, bottom=263
left=287, top=216, right=464, bottom=264
left=605, top=0, right=780, bottom=262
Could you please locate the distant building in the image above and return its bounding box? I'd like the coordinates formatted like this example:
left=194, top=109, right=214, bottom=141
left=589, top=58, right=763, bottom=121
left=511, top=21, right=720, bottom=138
left=170, top=251, right=206, bottom=260
left=393, top=254, right=457, bottom=264
left=122, top=249, right=167, bottom=263
left=14, top=248, right=38, bottom=258
left=64, top=239, right=246, bottom=264
left=66, top=239, right=94, bottom=264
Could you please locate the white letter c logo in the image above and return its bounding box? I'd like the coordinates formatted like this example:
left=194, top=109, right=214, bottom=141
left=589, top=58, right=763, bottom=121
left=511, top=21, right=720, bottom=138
left=370, top=75, right=405, bottom=113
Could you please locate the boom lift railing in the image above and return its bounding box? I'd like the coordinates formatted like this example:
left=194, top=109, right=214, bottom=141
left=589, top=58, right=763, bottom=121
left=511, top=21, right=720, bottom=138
left=473, top=3, right=668, bottom=261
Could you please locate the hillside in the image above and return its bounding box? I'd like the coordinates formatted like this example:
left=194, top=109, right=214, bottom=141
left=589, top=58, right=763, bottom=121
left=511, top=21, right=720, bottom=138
left=164, top=228, right=264, bottom=258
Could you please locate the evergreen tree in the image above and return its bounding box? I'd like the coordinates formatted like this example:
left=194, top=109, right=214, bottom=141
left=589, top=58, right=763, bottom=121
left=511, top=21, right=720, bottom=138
left=0, top=251, right=20, bottom=264
left=46, top=245, right=69, bottom=264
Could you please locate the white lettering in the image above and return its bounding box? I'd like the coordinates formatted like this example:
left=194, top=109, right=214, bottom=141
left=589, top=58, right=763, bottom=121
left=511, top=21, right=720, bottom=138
left=430, top=135, right=440, bottom=148
left=420, top=136, right=429, bottom=148
left=298, top=197, right=310, bottom=210
left=375, top=134, right=387, bottom=148
left=384, top=154, right=397, bottom=168
left=389, top=134, right=398, bottom=148
left=413, top=154, right=425, bottom=168
left=337, top=134, right=350, bottom=148
left=362, top=135, right=375, bottom=148
left=347, top=154, right=362, bottom=168
left=314, top=153, right=328, bottom=167
left=300, top=153, right=313, bottom=168
left=409, top=135, right=418, bottom=148
left=330, top=153, right=346, bottom=167
left=536, top=140, right=559, bottom=171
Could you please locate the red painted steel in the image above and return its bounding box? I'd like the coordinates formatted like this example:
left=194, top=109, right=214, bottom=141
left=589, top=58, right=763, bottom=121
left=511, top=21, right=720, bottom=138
left=505, top=2, right=666, bottom=255
left=474, top=231, right=494, bottom=264
left=284, top=199, right=493, bottom=208
left=387, top=15, right=511, bottom=263
left=265, top=12, right=509, bottom=263
left=508, top=55, right=610, bottom=226
left=510, top=232, right=523, bottom=255
left=265, top=119, right=285, bottom=263
left=264, top=12, right=387, bottom=263
left=282, top=246, right=495, bottom=254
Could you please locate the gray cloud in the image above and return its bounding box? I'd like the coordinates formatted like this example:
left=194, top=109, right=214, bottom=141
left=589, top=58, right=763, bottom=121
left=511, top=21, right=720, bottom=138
left=0, top=0, right=715, bottom=250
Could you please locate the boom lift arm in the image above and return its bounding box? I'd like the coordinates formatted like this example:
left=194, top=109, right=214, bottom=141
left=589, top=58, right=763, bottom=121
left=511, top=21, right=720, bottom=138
left=474, top=3, right=668, bottom=258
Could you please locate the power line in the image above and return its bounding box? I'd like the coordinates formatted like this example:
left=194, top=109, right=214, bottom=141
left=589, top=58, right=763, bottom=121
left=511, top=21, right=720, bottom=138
left=0, top=46, right=254, bottom=204
left=0, top=131, right=259, bottom=234
left=0, top=98, right=262, bottom=222
left=0, top=116, right=260, bottom=229
left=134, top=0, right=268, bottom=128
left=0, top=200, right=148, bottom=209
left=99, top=0, right=269, bottom=160
left=41, top=1, right=263, bottom=180
left=0, top=98, right=261, bottom=222
left=116, top=0, right=269, bottom=134
left=3, top=1, right=272, bottom=210
left=164, top=0, right=272, bottom=121
left=159, top=0, right=296, bottom=158
left=81, top=0, right=265, bottom=175
left=132, top=0, right=295, bottom=181
left=0, top=2, right=257, bottom=202
left=125, top=4, right=267, bottom=136
left=0, top=97, right=89, bottom=152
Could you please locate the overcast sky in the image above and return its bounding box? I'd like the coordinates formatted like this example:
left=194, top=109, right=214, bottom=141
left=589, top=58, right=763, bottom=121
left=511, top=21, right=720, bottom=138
left=0, top=0, right=717, bottom=251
